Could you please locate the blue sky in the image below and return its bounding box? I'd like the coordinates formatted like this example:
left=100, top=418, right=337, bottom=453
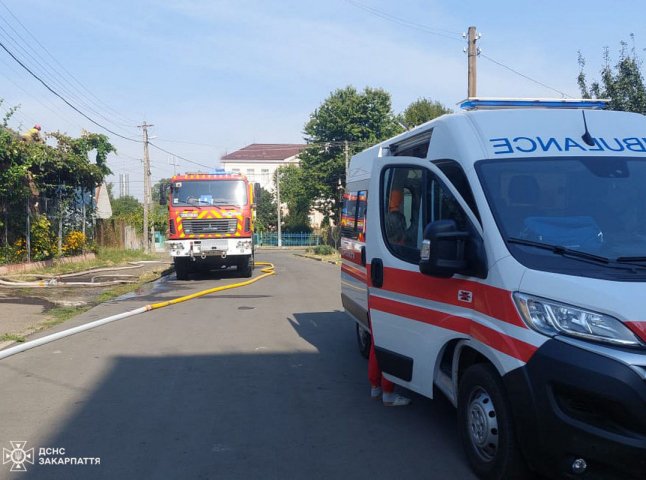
left=0, top=0, right=644, bottom=199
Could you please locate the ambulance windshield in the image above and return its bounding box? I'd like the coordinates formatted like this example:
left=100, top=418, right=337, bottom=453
left=172, top=180, right=247, bottom=206
left=477, top=156, right=646, bottom=263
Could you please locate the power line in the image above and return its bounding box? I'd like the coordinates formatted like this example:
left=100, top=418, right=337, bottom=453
left=149, top=141, right=213, bottom=170
left=0, top=38, right=141, bottom=142
left=344, top=0, right=463, bottom=41
left=0, top=19, right=136, bottom=134
left=0, top=54, right=85, bottom=130
left=0, top=0, right=138, bottom=128
left=344, top=1, right=572, bottom=98
left=480, top=53, right=574, bottom=98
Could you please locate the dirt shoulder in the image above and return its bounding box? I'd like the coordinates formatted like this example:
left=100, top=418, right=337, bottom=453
left=0, top=257, right=172, bottom=348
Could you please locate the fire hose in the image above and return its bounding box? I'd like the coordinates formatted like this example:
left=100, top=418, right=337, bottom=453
left=0, top=261, right=275, bottom=361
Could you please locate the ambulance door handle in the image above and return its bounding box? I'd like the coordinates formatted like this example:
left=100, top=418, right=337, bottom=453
left=360, top=246, right=366, bottom=266
left=371, top=258, right=383, bottom=288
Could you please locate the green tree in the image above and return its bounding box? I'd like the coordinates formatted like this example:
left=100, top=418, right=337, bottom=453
left=111, top=195, right=143, bottom=232
left=399, top=98, right=452, bottom=129
left=578, top=39, right=646, bottom=113
left=255, top=186, right=277, bottom=232
left=301, top=86, right=403, bottom=223
left=0, top=105, right=114, bottom=260
left=278, top=165, right=312, bottom=232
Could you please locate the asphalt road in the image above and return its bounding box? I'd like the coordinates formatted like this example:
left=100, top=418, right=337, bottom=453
left=0, top=250, right=477, bottom=480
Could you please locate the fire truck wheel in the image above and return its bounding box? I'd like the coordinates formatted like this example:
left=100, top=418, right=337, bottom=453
left=238, top=255, right=253, bottom=278
left=457, top=363, right=530, bottom=480
left=356, top=324, right=371, bottom=359
left=174, top=258, right=190, bottom=281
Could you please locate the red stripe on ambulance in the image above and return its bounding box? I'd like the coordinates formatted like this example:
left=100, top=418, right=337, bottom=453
left=379, top=267, right=526, bottom=329
left=370, top=295, right=537, bottom=363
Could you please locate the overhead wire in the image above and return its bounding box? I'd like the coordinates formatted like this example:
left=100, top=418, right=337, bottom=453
left=0, top=37, right=141, bottom=142
left=343, top=0, right=463, bottom=41
left=0, top=20, right=136, bottom=134
left=479, top=53, right=573, bottom=98
left=344, top=0, right=572, bottom=98
left=0, top=0, right=139, bottom=128
left=0, top=54, right=85, bottom=130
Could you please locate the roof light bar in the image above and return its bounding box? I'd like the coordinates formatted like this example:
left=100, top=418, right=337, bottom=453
left=458, top=97, right=609, bottom=111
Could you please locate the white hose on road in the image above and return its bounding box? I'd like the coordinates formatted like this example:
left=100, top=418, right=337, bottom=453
left=0, top=306, right=148, bottom=360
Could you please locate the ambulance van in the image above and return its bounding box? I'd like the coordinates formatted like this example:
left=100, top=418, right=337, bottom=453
left=340, top=99, right=646, bottom=480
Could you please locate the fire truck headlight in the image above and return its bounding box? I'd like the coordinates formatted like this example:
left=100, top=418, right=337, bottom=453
left=513, top=293, right=642, bottom=347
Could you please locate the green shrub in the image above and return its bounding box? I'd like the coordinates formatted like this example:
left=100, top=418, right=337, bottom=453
left=311, top=244, right=336, bottom=256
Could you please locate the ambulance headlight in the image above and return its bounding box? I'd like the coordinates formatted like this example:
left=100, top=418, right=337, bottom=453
left=513, top=293, right=642, bottom=347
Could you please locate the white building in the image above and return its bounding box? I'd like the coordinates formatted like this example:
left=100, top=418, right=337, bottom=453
left=220, top=143, right=305, bottom=192
left=220, top=143, right=325, bottom=228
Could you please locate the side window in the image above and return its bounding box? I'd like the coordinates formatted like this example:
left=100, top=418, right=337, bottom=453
left=426, top=173, right=469, bottom=231
left=341, top=190, right=367, bottom=241
left=434, top=159, right=480, bottom=223
left=382, top=166, right=424, bottom=263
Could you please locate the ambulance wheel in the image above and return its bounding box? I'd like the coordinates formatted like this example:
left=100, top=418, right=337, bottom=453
left=174, top=258, right=190, bottom=281
left=457, top=363, right=530, bottom=480
left=356, top=324, right=371, bottom=359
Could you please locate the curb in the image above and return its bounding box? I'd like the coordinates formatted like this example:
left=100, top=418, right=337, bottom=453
left=293, top=253, right=341, bottom=265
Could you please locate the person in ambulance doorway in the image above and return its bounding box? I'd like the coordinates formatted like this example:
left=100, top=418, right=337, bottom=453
left=385, top=189, right=407, bottom=246
left=369, top=188, right=411, bottom=407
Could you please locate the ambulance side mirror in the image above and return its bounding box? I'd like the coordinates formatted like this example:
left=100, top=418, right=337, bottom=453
left=419, top=220, right=469, bottom=278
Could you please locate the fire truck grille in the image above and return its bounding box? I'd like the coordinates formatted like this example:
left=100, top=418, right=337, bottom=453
left=182, top=218, right=238, bottom=234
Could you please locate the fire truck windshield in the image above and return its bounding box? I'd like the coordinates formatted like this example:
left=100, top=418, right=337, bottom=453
left=172, top=180, right=247, bottom=206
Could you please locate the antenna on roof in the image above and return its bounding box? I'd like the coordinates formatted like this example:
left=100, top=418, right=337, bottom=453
left=581, top=110, right=595, bottom=146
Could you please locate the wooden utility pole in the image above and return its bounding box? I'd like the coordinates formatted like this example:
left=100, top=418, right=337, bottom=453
left=139, top=122, right=153, bottom=253
left=467, top=26, right=479, bottom=98
left=344, top=140, right=349, bottom=180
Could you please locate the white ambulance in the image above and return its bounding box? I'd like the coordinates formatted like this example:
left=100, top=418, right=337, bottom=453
left=340, top=98, right=646, bottom=480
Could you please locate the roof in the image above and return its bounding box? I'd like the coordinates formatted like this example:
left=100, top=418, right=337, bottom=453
left=221, top=143, right=306, bottom=161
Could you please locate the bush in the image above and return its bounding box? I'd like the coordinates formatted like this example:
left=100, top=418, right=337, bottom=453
left=62, top=231, right=86, bottom=256
left=13, top=215, right=55, bottom=262
left=310, top=244, right=336, bottom=256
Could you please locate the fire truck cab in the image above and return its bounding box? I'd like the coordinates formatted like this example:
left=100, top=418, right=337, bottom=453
left=341, top=98, right=646, bottom=480
left=163, top=171, right=259, bottom=280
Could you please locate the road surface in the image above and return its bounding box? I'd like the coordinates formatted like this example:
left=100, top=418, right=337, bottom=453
left=0, top=250, right=476, bottom=480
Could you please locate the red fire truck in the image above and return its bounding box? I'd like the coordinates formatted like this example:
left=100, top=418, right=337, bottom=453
left=162, top=171, right=260, bottom=280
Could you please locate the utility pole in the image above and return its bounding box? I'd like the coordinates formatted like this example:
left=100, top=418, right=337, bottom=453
left=466, top=26, right=480, bottom=98
left=276, top=169, right=282, bottom=247
left=344, top=140, right=349, bottom=180
left=139, top=122, right=153, bottom=253
left=169, top=155, right=179, bottom=176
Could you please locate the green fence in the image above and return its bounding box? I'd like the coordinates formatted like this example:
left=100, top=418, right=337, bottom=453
left=254, top=232, right=322, bottom=247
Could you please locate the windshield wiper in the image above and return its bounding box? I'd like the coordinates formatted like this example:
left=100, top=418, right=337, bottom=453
left=507, top=237, right=611, bottom=264
left=615, top=256, right=646, bottom=265
left=508, top=237, right=646, bottom=272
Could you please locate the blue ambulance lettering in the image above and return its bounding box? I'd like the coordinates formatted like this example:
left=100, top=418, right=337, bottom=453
left=490, top=136, right=646, bottom=154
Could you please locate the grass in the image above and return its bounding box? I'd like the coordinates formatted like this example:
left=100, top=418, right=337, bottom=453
left=0, top=333, right=26, bottom=343
left=303, top=245, right=341, bottom=263
left=42, top=269, right=165, bottom=328
left=42, top=306, right=91, bottom=328
left=8, top=248, right=167, bottom=278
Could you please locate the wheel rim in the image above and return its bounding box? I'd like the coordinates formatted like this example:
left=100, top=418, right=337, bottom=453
left=466, top=386, right=499, bottom=462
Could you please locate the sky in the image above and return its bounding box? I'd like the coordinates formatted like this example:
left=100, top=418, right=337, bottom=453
left=0, top=0, right=644, bottom=200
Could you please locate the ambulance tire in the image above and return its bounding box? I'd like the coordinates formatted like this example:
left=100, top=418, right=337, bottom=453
left=174, top=257, right=190, bottom=281
left=356, top=324, right=371, bottom=359
left=457, top=363, right=531, bottom=480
